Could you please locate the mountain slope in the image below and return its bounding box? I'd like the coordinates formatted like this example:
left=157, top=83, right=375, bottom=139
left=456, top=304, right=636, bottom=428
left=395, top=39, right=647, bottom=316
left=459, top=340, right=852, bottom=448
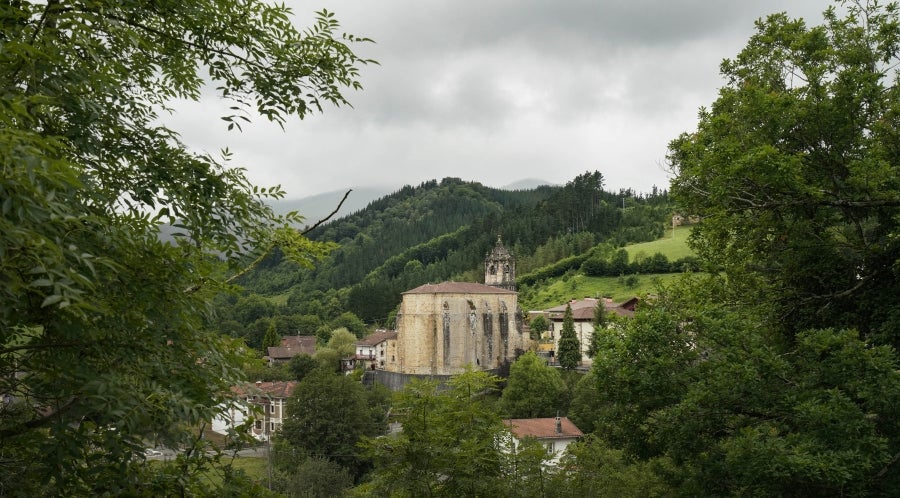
left=238, top=173, right=673, bottom=324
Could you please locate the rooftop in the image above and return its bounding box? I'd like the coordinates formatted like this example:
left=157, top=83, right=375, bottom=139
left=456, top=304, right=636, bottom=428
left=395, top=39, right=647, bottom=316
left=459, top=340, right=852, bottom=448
left=504, top=417, right=584, bottom=440
left=404, top=281, right=516, bottom=295
left=356, top=329, right=398, bottom=346
left=233, top=380, right=298, bottom=399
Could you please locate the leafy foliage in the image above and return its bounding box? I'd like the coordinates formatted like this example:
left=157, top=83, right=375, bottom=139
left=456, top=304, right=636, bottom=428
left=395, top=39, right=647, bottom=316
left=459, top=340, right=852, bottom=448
left=358, top=369, right=511, bottom=497
left=593, top=281, right=900, bottom=495
left=278, top=369, right=386, bottom=480
left=528, top=314, right=550, bottom=340
left=587, top=4, right=900, bottom=495
left=669, top=1, right=900, bottom=348
left=0, top=0, right=370, bottom=493
left=500, top=352, right=568, bottom=418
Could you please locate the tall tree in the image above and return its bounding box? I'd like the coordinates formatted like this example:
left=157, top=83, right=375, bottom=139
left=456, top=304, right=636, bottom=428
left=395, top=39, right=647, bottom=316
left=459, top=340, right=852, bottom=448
left=586, top=301, right=608, bottom=358
left=557, top=304, right=581, bottom=369
left=500, top=351, right=568, bottom=418
left=262, top=321, right=281, bottom=353
left=279, top=369, right=383, bottom=480
left=0, top=1, right=371, bottom=494
left=358, top=369, right=509, bottom=497
left=668, top=0, right=900, bottom=348
left=591, top=3, right=900, bottom=494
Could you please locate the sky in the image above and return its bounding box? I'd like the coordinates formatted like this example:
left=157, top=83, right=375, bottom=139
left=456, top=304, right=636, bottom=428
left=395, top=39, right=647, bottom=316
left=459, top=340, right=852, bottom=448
left=169, top=0, right=834, bottom=200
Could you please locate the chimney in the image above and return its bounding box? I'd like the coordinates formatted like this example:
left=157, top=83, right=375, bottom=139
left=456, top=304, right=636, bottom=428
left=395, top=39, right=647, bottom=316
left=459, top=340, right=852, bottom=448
left=555, top=416, right=562, bottom=434
left=255, top=380, right=262, bottom=387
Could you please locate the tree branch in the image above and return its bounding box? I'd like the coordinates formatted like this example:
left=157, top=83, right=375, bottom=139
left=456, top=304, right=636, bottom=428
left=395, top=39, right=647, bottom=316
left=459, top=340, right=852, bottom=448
left=302, top=189, right=352, bottom=235
left=0, top=397, right=79, bottom=440
left=184, top=189, right=352, bottom=294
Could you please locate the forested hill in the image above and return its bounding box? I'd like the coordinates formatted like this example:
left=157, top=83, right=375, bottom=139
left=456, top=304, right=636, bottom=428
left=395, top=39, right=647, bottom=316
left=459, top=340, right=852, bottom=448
left=233, top=172, right=672, bottom=326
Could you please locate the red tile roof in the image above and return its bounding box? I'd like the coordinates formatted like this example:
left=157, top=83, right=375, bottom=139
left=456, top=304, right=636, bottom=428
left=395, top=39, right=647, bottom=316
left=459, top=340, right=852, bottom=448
left=356, top=329, right=397, bottom=347
left=233, top=381, right=297, bottom=399
left=266, top=335, right=316, bottom=359
left=504, top=417, right=583, bottom=440
left=544, top=298, right=636, bottom=319
left=404, top=282, right=516, bottom=295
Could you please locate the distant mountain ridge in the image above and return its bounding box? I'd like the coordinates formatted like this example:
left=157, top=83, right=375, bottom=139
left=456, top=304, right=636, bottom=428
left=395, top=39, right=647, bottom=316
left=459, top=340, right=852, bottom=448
left=271, top=179, right=555, bottom=225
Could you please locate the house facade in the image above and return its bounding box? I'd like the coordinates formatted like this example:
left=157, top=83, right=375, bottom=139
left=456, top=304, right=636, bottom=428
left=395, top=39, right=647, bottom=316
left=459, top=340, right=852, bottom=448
left=503, top=416, right=584, bottom=466
left=212, top=380, right=297, bottom=441
left=530, top=297, right=637, bottom=366
left=355, top=329, right=398, bottom=370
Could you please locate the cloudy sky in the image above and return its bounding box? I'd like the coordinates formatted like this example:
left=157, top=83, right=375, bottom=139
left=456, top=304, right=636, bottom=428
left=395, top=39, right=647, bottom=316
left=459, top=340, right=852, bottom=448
left=170, top=0, right=833, bottom=200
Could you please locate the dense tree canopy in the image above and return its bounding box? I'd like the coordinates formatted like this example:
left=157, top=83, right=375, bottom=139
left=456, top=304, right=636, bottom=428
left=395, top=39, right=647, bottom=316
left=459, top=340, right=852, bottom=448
left=669, top=0, right=900, bottom=348
left=500, top=351, right=568, bottom=418
left=279, top=369, right=385, bottom=480
left=359, top=370, right=513, bottom=497
left=589, top=2, right=900, bottom=495
left=0, top=1, right=370, bottom=494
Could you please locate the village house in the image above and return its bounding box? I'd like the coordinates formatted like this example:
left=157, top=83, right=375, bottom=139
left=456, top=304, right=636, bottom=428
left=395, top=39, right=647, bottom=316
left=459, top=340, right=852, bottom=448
left=211, top=380, right=297, bottom=441
left=530, top=297, right=637, bottom=366
left=354, top=329, right=398, bottom=370
left=264, top=335, right=316, bottom=366
left=503, top=416, right=584, bottom=466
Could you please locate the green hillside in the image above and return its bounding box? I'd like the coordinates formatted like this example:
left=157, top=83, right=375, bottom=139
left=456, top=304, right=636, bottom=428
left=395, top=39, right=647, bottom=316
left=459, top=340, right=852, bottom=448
left=520, top=273, right=685, bottom=311
left=519, top=226, right=696, bottom=310
left=624, top=224, right=694, bottom=261
left=213, top=172, right=682, bottom=347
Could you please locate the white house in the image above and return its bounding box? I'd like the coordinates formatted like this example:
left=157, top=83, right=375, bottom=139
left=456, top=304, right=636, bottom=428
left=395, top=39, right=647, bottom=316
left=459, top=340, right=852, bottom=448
left=503, top=416, right=584, bottom=466
left=212, top=380, right=297, bottom=441
left=354, top=329, right=398, bottom=370
left=530, top=297, right=637, bottom=366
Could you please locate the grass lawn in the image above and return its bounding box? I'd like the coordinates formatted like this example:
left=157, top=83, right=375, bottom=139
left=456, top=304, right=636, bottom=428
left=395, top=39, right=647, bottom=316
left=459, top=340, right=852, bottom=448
left=624, top=225, right=694, bottom=261
left=521, top=226, right=698, bottom=310
left=522, top=272, right=685, bottom=310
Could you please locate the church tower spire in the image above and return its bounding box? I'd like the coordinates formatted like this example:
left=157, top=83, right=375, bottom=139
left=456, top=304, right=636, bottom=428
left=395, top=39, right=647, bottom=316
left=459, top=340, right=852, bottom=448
left=484, top=235, right=516, bottom=291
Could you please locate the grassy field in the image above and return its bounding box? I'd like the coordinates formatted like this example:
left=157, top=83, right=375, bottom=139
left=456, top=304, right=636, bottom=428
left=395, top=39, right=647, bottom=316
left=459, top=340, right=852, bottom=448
left=521, top=226, right=696, bottom=310
left=192, top=456, right=269, bottom=490
left=521, top=272, right=683, bottom=310
left=624, top=225, right=694, bottom=261
left=263, top=226, right=696, bottom=309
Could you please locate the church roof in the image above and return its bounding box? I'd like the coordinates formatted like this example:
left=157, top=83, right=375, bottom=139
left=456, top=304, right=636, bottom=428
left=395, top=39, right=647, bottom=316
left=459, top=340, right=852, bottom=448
left=403, top=282, right=516, bottom=295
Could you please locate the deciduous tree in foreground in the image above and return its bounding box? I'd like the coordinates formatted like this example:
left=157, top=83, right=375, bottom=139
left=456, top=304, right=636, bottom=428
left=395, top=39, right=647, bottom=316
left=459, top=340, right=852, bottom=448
left=591, top=1, right=900, bottom=495
left=0, top=1, right=371, bottom=494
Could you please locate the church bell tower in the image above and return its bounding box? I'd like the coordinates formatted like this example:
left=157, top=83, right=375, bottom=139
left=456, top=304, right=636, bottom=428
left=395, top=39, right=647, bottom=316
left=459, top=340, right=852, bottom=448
left=484, top=236, right=516, bottom=291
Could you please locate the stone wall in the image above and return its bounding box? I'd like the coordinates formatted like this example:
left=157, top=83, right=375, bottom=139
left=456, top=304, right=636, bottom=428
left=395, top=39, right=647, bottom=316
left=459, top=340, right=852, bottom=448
left=388, top=289, right=525, bottom=376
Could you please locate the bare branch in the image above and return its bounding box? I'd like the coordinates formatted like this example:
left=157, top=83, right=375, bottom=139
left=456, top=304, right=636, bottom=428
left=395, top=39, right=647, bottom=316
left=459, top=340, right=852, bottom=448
left=302, top=188, right=353, bottom=235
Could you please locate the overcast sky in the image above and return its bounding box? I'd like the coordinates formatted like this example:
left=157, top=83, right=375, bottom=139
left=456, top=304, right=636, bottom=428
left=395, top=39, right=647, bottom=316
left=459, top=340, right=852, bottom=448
left=169, top=0, right=833, bottom=200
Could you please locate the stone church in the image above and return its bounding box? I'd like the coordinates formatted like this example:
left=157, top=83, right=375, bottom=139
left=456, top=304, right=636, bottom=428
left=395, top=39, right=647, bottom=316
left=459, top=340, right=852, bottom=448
left=375, top=237, right=528, bottom=388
